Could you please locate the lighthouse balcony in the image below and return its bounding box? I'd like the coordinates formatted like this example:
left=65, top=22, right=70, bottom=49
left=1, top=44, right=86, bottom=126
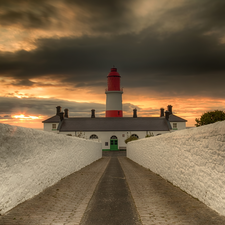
left=105, top=88, right=123, bottom=92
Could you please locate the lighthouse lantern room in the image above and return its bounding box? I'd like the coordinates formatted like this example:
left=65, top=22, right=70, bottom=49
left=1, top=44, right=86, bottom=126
left=105, top=67, right=123, bottom=117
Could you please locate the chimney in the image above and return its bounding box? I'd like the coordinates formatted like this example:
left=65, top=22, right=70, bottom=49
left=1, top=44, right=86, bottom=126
left=91, top=109, right=95, bottom=118
left=59, top=112, right=64, bottom=121
left=64, top=109, right=69, bottom=118
left=56, top=106, right=61, bottom=116
left=165, top=110, right=170, bottom=120
left=133, top=108, right=137, bottom=118
left=167, top=105, right=173, bottom=115
left=160, top=108, right=164, bottom=117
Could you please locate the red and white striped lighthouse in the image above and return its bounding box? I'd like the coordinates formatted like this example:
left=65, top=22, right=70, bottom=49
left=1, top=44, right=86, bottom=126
left=105, top=67, right=123, bottom=117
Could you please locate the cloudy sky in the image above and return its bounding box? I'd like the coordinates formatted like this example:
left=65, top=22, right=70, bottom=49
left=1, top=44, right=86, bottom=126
left=1, top=0, right=225, bottom=129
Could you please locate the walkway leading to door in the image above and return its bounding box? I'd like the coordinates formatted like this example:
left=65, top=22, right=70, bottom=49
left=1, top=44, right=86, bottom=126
left=1, top=151, right=225, bottom=225
left=80, top=153, right=141, bottom=225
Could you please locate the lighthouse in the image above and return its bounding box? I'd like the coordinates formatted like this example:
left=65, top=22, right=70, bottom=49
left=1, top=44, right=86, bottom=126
left=105, top=67, right=123, bottom=117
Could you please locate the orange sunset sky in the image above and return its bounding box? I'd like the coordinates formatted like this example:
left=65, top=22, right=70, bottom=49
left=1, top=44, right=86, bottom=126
left=1, top=0, right=225, bottom=129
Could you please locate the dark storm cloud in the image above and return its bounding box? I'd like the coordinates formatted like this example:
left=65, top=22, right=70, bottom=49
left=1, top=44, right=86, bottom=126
left=1, top=28, right=225, bottom=98
left=12, top=79, right=35, bottom=87
left=65, top=0, right=135, bottom=33
left=122, top=103, right=141, bottom=112
left=1, top=0, right=225, bottom=34
left=0, top=115, right=12, bottom=119
left=0, top=0, right=59, bottom=29
left=3, top=29, right=225, bottom=76
left=0, top=0, right=135, bottom=32
left=167, top=0, right=225, bottom=30
left=0, top=97, right=139, bottom=117
left=65, top=0, right=130, bottom=15
left=1, top=0, right=225, bottom=98
left=0, top=96, right=105, bottom=116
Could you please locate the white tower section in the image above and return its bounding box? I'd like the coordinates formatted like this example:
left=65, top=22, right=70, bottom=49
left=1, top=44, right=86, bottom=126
left=105, top=67, right=123, bottom=117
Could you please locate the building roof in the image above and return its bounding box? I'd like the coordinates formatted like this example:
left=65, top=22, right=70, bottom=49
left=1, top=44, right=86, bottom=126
left=42, top=115, right=60, bottom=123
left=169, top=114, right=187, bottom=122
left=58, top=117, right=171, bottom=132
left=42, top=113, right=187, bottom=125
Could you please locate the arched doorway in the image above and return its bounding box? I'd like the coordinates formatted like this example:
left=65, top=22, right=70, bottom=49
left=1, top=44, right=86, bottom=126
left=110, top=135, right=118, bottom=151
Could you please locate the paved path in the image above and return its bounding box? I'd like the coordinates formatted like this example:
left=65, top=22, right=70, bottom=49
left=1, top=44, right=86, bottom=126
left=0, top=157, right=110, bottom=225
left=80, top=154, right=141, bottom=225
left=1, top=151, right=225, bottom=225
left=119, top=157, right=225, bottom=225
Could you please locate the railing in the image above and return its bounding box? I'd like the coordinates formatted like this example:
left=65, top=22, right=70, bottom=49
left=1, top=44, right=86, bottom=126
left=105, top=88, right=123, bottom=92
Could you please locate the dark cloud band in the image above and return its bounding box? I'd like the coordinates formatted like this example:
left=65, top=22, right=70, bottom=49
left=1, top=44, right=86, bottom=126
left=0, top=0, right=225, bottom=99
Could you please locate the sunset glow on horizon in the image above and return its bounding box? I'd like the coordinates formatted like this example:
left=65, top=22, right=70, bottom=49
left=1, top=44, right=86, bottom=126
left=12, top=114, right=41, bottom=120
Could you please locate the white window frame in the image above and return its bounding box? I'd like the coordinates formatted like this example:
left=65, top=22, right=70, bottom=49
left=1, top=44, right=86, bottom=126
left=131, top=134, right=139, bottom=139
left=173, top=123, right=177, bottom=130
left=90, top=134, right=98, bottom=139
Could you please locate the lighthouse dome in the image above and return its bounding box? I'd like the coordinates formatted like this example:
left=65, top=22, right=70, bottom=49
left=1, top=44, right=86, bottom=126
left=107, top=67, right=121, bottom=77
left=107, top=67, right=121, bottom=91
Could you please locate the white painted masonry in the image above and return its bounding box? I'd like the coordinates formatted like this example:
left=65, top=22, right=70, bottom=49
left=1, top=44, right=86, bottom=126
left=127, top=120, right=225, bottom=216
left=170, top=121, right=186, bottom=131
left=59, top=130, right=169, bottom=150
left=43, top=122, right=59, bottom=132
left=105, top=91, right=123, bottom=110
left=0, top=123, right=102, bottom=214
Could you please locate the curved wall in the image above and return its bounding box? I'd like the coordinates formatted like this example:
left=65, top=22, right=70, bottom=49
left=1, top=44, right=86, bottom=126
left=0, top=123, right=102, bottom=214
left=127, top=121, right=225, bottom=216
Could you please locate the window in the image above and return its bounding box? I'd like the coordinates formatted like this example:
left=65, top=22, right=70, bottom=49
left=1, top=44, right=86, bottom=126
left=110, top=135, right=117, bottom=139
left=173, top=123, right=177, bottom=130
left=90, top=134, right=98, bottom=139
left=131, top=134, right=139, bottom=139
left=52, top=124, right=56, bottom=129
left=105, top=142, right=108, bottom=146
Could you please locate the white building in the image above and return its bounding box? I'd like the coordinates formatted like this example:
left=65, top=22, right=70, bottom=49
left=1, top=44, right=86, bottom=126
left=160, top=105, right=187, bottom=131
left=42, top=67, right=187, bottom=150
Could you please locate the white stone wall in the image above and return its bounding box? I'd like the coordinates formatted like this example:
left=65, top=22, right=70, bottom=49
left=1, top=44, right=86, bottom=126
left=127, top=120, right=225, bottom=216
left=59, top=130, right=169, bottom=150
left=0, top=123, right=102, bottom=214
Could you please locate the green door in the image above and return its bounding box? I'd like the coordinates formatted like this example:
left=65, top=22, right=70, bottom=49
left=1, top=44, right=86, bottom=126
left=110, top=139, right=118, bottom=151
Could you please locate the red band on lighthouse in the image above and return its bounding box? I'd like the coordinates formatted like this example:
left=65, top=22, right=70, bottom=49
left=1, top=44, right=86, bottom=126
left=106, top=110, right=123, bottom=117
left=105, top=67, right=123, bottom=117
